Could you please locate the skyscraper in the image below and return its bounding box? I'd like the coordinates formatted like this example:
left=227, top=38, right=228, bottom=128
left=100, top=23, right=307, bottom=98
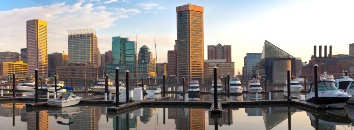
left=48, top=52, right=68, bottom=76
left=68, top=29, right=98, bottom=66
left=350, top=43, right=354, bottom=56
left=137, top=45, right=152, bottom=79
left=167, top=50, right=177, bottom=77
left=20, top=48, right=28, bottom=63
left=107, top=36, right=136, bottom=78
left=243, top=53, right=261, bottom=80
left=26, top=19, right=48, bottom=77
left=208, top=43, right=231, bottom=62
left=176, top=4, right=204, bottom=83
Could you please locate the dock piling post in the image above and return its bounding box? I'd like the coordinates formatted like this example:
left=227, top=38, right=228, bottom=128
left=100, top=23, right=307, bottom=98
left=268, top=91, right=272, bottom=100
left=105, top=73, right=108, bottom=101
left=314, top=65, right=319, bottom=100
left=141, top=78, right=144, bottom=98
left=1, top=88, right=3, bottom=97
left=287, top=70, right=291, bottom=101
left=288, top=106, right=292, bottom=130
left=115, top=67, right=119, bottom=106
left=227, top=75, right=230, bottom=98
left=54, top=73, right=57, bottom=99
left=35, top=69, right=38, bottom=103
left=12, top=73, right=15, bottom=98
left=213, top=67, right=218, bottom=109
left=126, top=70, right=129, bottom=103
left=163, top=75, right=166, bottom=97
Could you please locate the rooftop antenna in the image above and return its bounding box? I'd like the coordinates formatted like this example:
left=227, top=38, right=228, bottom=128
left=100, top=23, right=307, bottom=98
left=154, top=37, right=157, bottom=73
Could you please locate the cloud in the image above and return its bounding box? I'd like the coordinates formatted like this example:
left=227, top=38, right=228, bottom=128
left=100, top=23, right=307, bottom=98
left=104, top=0, right=118, bottom=4
left=0, top=1, right=140, bottom=53
left=138, top=2, right=162, bottom=10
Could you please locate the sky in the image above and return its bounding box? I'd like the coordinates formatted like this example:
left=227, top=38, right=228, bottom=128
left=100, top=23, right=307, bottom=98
left=1, top=0, right=354, bottom=73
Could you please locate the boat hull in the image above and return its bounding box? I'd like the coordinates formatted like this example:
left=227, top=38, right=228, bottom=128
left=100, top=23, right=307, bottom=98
left=48, top=97, right=81, bottom=107
left=248, top=88, right=262, bottom=93
left=306, top=97, right=350, bottom=104
left=230, top=87, right=243, bottom=94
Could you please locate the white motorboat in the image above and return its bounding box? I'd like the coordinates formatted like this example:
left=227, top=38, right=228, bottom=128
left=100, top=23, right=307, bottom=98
left=335, top=75, right=354, bottom=94
left=229, top=79, right=243, bottom=94
left=306, top=73, right=350, bottom=104
left=15, top=82, right=35, bottom=92
left=47, top=81, right=66, bottom=93
left=210, top=80, right=224, bottom=93
left=48, top=92, right=81, bottom=107
left=91, top=78, right=121, bottom=93
left=248, top=79, right=262, bottom=93
left=188, top=80, right=200, bottom=93
left=284, top=80, right=303, bottom=96
left=335, top=74, right=354, bottom=104
left=146, top=85, right=161, bottom=94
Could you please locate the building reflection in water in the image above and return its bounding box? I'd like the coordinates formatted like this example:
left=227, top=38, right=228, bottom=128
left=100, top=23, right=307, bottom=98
left=262, top=107, right=295, bottom=130
left=69, top=106, right=101, bottom=130
left=113, top=109, right=139, bottom=130
left=189, top=108, right=205, bottom=130
left=140, top=108, right=154, bottom=124
left=22, top=110, right=49, bottom=130
left=208, top=108, right=233, bottom=126
left=0, top=103, right=25, bottom=117
left=245, top=107, right=263, bottom=116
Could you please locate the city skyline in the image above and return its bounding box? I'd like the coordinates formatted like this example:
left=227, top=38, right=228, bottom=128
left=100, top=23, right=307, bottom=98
left=2, top=0, right=354, bottom=73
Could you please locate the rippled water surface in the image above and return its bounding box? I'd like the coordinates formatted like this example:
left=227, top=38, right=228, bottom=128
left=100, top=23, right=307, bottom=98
left=1, top=101, right=354, bottom=130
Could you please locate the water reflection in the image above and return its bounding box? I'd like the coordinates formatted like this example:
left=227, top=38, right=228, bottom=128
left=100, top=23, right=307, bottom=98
left=2, top=102, right=354, bottom=130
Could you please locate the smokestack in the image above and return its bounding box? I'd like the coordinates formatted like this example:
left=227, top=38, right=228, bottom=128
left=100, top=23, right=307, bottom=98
left=319, top=45, right=322, bottom=58
left=329, top=45, right=332, bottom=57
left=314, top=45, right=317, bottom=58
left=324, top=45, right=328, bottom=58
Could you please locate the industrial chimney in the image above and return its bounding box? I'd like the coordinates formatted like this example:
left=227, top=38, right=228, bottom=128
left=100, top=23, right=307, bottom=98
left=319, top=45, right=322, bottom=58
left=324, top=45, right=328, bottom=58
left=313, top=45, right=317, bottom=58
left=329, top=45, right=332, bottom=57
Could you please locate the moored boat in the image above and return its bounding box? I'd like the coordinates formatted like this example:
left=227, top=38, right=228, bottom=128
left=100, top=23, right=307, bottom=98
left=48, top=92, right=81, bottom=107
left=248, top=79, right=262, bottom=93
left=284, top=80, right=303, bottom=96
left=306, top=72, right=350, bottom=104
left=229, top=79, right=243, bottom=94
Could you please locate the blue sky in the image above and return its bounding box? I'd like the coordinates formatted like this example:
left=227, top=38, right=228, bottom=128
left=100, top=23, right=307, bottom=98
left=1, top=0, right=354, bottom=73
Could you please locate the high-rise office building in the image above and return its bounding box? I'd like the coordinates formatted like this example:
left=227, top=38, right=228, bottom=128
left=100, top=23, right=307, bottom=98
left=176, top=4, right=204, bottom=83
left=137, top=45, right=152, bottom=79
left=208, top=43, right=231, bottom=62
left=350, top=43, right=354, bottom=56
left=106, top=36, right=136, bottom=79
left=167, top=50, right=177, bottom=77
left=68, top=29, right=98, bottom=66
left=243, top=53, right=261, bottom=80
left=26, top=19, right=48, bottom=77
left=0, top=52, right=20, bottom=63
left=48, top=52, right=68, bottom=76
left=20, top=48, right=28, bottom=63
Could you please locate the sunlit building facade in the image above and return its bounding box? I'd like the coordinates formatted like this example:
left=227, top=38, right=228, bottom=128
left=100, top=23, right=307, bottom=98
left=68, top=29, right=98, bottom=66
left=1, top=61, right=28, bottom=81
left=26, top=19, right=48, bottom=77
left=176, top=4, right=204, bottom=83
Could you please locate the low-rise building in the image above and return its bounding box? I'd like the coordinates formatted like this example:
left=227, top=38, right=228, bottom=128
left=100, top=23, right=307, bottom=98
left=204, top=59, right=234, bottom=85
left=56, top=63, right=98, bottom=90
left=1, top=61, right=28, bottom=81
